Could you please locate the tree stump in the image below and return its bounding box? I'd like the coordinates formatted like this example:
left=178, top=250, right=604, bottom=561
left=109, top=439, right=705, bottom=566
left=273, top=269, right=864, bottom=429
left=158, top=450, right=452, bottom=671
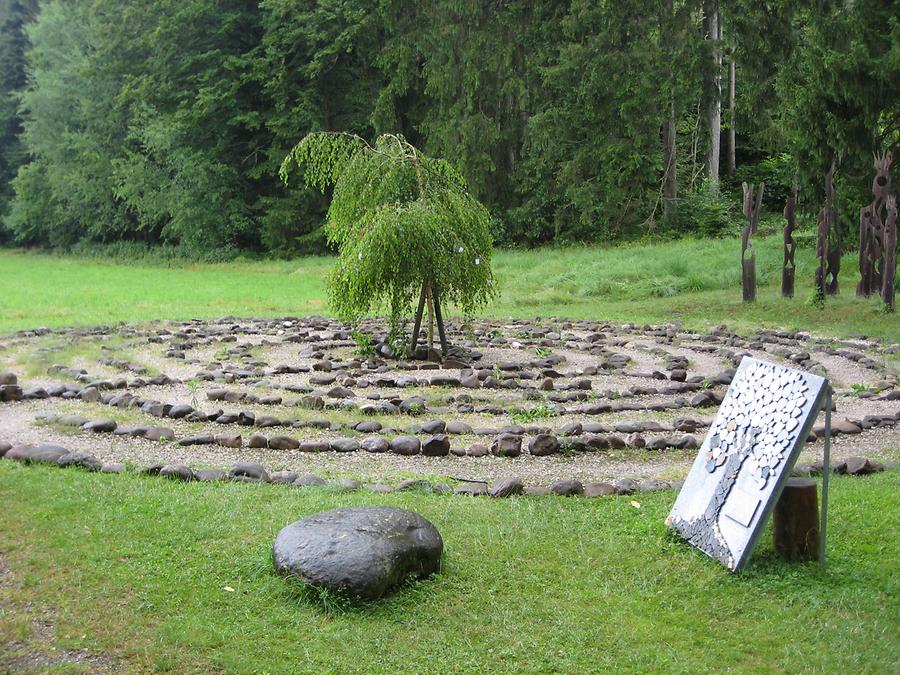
left=773, top=478, right=820, bottom=562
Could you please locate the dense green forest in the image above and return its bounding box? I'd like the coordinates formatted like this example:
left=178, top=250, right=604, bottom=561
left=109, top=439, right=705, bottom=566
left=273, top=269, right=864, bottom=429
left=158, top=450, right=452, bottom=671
left=0, top=0, right=897, bottom=258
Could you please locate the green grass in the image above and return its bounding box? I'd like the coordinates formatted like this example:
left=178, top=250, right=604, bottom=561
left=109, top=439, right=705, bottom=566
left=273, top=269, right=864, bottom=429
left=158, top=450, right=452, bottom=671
left=1, top=236, right=897, bottom=339
left=0, top=463, right=897, bottom=672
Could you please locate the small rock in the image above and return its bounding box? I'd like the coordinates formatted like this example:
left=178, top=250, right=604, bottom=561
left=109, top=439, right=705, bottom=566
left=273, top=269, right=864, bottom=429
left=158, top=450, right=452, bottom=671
left=614, top=478, right=638, bottom=495
left=490, top=433, right=522, bottom=458
left=528, top=433, right=560, bottom=456
left=229, top=462, right=270, bottom=483
left=194, top=469, right=226, bottom=481
left=330, top=438, right=360, bottom=453
left=100, top=462, right=125, bottom=474
left=361, top=436, right=390, bottom=453
left=83, top=419, right=117, bottom=433
left=455, top=482, right=488, bottom=496
left=269, top=436, right=300, bottom=450
left=422, top=434, right=450, bottom=456
left=160, top=465, right=195, bottom=481
left=271, top=470, right=300, bottom=484
left=550, top=479, right=583, bottom=496
left=584, top=482, right=616, bottom=497
left=489, top=477, right=524, bottom=498
left=390, top=435, right=421, bottom=455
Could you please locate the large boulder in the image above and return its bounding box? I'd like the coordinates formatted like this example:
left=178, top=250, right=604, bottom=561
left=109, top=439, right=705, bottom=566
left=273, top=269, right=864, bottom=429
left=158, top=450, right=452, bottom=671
left=273, top=507, right=442, bottom=600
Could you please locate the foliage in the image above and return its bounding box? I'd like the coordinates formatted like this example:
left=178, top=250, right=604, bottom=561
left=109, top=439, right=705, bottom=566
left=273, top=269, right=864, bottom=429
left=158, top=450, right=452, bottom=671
left=281, top=132, right=497, bottom=326
left=350, top=330, right=375, bottom=357
left=511, top=404, right=555, bottom=423
left=0, top=0, right=897, bottom=253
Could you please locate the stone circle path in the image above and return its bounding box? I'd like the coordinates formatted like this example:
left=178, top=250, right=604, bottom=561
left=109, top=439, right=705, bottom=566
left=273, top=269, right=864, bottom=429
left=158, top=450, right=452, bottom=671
left=1, top=316, right=897, bottom=495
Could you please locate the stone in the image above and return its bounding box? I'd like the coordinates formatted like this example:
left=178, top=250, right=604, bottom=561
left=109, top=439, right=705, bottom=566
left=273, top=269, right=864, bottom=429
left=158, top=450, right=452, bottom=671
left=390, top=435, right=421, bottom=455
left=421, top=420, right=446, bottom=434
left=194, top=469, right=226, bottom=481
left=489, top=477, right=524, bottom=498
left=490, top=433, right=522, bottom=458
left=249, top=433, right=269, bottom=448
left=0, top=371, right=17, bottom=385
left=83, top=419, right=117, bottom=433
left=269, top=471, right=300, bottom=485
left=455, top=482, right=489, bottom=496
left=614, top=478, right=638, bottom=495
left=843, top=456, right=882, bottom=476
left=361, top=436, right=390, bottom=453
left=293, top=474, right=327, bottom=487
left=9, top=444, right=69, bottom=464
left=528, top=433, right=561, bottom=456
left=550, top=479, right=583, bottom=496
left=146, top=427, right=176, bottom=442
left=524, top=485, right=551, bottom=496
left=58, top=415, right=90, bottom=427
left=445, top=421, right=473, bottom=435
left=559, top=422, right=582, bottom=436
left=57, top=451, right=102, bottom=472
left=832, top=419, right=862, bottom=435
left=396, top=479, right=432, bottom=492
left=269, top=436, right=300, bottom=450
left=0, top=442, right=10, bottom=457
left=330, top=438, right=360, bottom=453
left=354, top=420, right=382, bottom=433
left=467, top=443, right=489, bottom=457
left=168, top=404, right=194, bottom=419
left=399, top=396, right=427, bottom=414
left=229, top=462, right=270, bottom=483
left=584, top=482, right=616, bottom=497
left=160, top=465, right=195, bottom=481
left=273, top=507, right=442, bottom=600
left=100, top=462, right=125, bottom=474
left=80, top=387, right=101, bottom=403
left=422, top=434, right=451, bottom=456
left=299, top=440, right=330, bottom=453
left=178, top=434, right=215, bottom=446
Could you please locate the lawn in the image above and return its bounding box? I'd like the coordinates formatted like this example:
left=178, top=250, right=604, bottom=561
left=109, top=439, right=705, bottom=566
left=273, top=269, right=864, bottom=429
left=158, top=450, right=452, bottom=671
left=1, top=236, right=897, bottom=339
left=0, top=463, right=897, bottom=673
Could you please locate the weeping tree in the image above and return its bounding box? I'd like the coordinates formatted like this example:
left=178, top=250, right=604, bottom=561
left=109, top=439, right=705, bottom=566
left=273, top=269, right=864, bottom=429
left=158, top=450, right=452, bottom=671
left=280, top=132, right=496, bottom=357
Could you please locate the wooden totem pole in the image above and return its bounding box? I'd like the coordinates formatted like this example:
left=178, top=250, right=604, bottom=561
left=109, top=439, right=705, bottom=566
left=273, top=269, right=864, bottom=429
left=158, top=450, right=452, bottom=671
left=741, top=182, right=764, bottom=303
left=857, top=152, right=895, bottom=310
left=856, top=152, right=896, bottom=296
left=883, top=194, right=897, bottom=311
left=823, top=164, right=841, bottom=295
left=782, top=181, right=798, bottom=298
left=815, top=164, right=837, bottom=299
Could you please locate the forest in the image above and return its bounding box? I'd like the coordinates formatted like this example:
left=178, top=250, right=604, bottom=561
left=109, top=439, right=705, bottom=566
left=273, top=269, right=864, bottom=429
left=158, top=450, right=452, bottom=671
left=0, top=0, right=897, bottom=259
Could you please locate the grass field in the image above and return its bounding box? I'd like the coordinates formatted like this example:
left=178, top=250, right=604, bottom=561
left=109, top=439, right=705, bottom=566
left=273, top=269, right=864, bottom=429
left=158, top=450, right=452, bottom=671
left=1, top=236, right=897, bottom=339
left=1, top=238, right=898, bottom=672
left=1, top=463, right=897, bottom=673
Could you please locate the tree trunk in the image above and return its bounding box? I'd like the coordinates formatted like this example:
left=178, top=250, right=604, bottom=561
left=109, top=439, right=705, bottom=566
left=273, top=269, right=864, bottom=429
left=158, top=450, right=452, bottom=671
left=727, top=52, right=736, bottom=177
left=773, top=478, right=820, bottom=562
left=705, top=0, right=722, bottom=191
left=661, top=0, right=678, bottom=217
left=663, top=97, right=678, bottom=216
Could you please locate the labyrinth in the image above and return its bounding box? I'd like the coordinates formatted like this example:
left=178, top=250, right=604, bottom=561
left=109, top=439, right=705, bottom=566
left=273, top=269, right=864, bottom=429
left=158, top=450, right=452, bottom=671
left=1, top=317, right=897, bottom=495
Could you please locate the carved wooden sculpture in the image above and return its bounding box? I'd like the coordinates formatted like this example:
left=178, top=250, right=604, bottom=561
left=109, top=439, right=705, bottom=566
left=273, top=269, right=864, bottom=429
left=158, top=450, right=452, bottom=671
left=814, top=166, right=835, bottom=300
left=823, top=163, right=840, bottom=294
left=782, top=181, right=798, bottom=298
left=741, top=182, right=764, bottom=303
left=858, top=152, right=893, bottom=298
left=884, top=194, right=897, bottom=310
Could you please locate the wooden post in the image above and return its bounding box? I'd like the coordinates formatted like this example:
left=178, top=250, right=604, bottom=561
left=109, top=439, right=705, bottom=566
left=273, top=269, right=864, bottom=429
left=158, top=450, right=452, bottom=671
left=773, top=478, right=820, bottom=562
left=432, top=285, right=449, bottom=357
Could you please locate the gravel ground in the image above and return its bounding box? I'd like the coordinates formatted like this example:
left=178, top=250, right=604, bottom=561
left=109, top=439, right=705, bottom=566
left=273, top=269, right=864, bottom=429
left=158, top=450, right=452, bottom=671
left=1, top=317, right=897, bottom=486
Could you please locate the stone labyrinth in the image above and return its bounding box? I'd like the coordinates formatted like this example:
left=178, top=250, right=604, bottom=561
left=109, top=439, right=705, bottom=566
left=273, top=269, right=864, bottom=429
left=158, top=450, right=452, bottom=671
left=0, top=316, right=897, bottom=497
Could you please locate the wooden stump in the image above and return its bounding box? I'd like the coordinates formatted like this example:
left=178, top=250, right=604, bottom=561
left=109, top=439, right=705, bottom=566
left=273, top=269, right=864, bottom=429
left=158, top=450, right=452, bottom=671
left=773, top=478, right=820, bottom=562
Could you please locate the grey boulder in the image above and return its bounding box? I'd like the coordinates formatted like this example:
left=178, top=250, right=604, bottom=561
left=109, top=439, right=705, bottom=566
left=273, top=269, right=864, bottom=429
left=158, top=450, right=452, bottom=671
left=273, top=506, right=442, bottom=600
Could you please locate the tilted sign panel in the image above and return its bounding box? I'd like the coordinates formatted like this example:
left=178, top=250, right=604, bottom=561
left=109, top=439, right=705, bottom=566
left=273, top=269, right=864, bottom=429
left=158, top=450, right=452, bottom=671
left=667, top=357, right=827, bottom=571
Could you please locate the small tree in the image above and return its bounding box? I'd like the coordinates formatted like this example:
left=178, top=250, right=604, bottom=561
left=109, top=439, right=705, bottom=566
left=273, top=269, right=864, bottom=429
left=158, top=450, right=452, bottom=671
left=280, top=132, right=496, bottom=356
